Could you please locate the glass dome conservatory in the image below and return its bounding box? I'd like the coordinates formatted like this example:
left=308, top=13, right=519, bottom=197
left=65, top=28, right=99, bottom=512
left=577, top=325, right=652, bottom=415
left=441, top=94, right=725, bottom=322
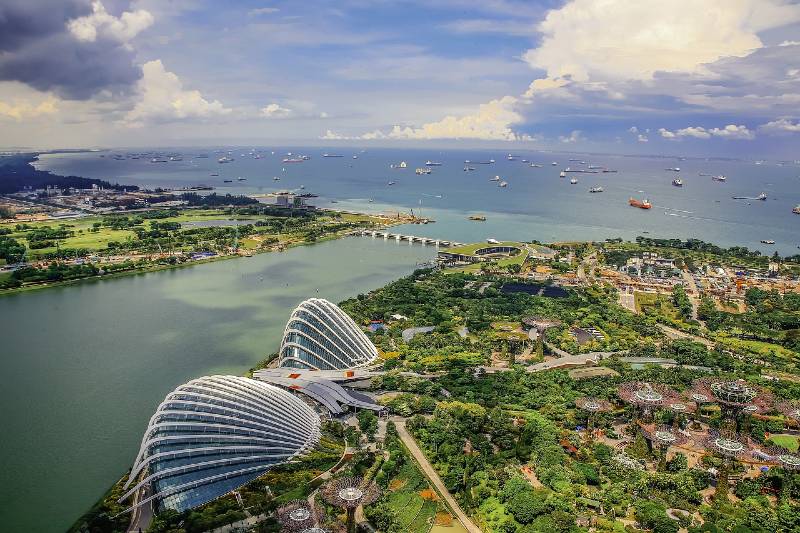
left=120, top=375, right=320, bottom=513
left=278, top=298, right=378, bottom=370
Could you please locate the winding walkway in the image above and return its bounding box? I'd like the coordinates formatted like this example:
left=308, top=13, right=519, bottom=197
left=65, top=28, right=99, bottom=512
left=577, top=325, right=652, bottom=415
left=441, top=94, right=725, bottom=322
left=393, top=418, right=482, bottom=533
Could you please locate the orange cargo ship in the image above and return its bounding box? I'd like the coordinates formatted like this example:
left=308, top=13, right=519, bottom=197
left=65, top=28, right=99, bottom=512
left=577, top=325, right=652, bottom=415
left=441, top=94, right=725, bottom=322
left=629, top=197, right=652, bottom=209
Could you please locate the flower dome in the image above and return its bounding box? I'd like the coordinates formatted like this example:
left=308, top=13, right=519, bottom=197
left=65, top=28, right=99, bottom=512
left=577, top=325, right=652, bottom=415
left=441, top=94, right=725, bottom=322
left=279, top=298, right=378, bottom=370
left=120, top=375, right=320, bottom=513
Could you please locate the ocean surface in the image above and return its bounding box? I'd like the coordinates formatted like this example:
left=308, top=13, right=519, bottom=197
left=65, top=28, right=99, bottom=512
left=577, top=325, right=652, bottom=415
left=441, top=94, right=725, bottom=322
left=36, top=147, right=800, bottom=255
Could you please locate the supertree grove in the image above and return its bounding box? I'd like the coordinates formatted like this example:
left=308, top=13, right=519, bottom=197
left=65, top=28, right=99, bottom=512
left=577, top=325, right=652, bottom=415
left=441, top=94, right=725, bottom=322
left=639, top=424, right=689, bottom=470
left=320, top=477, right=380, bottom=533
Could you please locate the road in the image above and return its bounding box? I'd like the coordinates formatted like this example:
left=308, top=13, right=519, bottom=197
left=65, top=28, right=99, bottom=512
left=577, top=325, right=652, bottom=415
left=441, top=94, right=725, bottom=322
left=393, top=418, right=482, bottom=533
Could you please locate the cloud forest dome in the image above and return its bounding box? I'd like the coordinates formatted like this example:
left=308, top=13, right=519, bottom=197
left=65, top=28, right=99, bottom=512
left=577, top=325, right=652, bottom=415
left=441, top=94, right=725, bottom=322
left=120, top=375, right=321, bottom=513
left=279, top=298, right=379, bottom=371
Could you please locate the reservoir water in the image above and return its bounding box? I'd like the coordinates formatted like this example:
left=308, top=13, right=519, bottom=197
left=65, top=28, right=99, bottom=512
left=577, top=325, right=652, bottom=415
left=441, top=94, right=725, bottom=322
left=0, top=237, right=434, bottom=532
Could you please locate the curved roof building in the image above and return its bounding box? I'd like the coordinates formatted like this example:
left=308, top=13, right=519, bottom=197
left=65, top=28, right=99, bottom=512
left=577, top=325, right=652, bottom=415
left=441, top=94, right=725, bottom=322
left=278, top=298, right=378, bottom=370
left=120, top=375, right=320, bottom=513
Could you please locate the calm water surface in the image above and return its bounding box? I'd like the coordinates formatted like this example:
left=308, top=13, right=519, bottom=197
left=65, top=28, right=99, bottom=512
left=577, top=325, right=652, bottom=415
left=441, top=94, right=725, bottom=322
left=0, top=238, right=434, bottom=532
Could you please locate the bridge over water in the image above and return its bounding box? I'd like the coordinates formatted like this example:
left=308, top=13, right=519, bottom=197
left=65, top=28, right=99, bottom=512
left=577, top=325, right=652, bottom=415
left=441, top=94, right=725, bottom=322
left=351, top=229, right=464, bottom=247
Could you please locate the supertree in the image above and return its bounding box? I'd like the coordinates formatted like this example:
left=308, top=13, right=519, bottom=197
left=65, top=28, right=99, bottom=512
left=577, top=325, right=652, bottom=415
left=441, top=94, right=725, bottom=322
left=703, top=430, right=754, bottom=501
left=640, top=424, right=689, bottom=470
left=575, top=397, right=613, bottom=441
left=664, top=399, right=698, bottom=429
left=618, top=382, right=678, bottom=422
left=277, top=500, right=323, bottom=532
left=320, top=477, right=380, bottom=533
left=692, top=378, right=774, bottom=432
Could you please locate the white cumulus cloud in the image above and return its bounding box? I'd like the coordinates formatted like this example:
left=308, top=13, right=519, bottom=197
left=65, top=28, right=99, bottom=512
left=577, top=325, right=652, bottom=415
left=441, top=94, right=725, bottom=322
left=68, top=1, right=154, bottom=43
left=559, top=130, right=583, bottom=143
left=261, top=103, right=292, bottom=118
left=379, top=96, right=524, bottom=141
left=0, top=97, right=58, bottom=121
left=125, top=60, right=231, bottom=125
left=659, top=124, right=754, bottom=140
left=759, top=118, right=800, bottom=134
left=524, top=0, right=800, bottom=85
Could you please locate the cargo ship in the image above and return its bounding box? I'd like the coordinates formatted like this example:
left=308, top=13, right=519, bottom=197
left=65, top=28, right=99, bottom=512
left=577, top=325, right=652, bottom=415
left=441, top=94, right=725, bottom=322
left=425, top=160, right=443, bottom=166
left=793, top=205, right=800, bottom=214
left=468, top=215, right=487, bottom=221
left=282, top=157, right=303, bottom=163
left=415, top=167, right=432, bottom=175
left=712, top=175, right=727, bottom=182
left=629, top=197, right=652, bottom=209
left=589, top=187, right=603, bottom=193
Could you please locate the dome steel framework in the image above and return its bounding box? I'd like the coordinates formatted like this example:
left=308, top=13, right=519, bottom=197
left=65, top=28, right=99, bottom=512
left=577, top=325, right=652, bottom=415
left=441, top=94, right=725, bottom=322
left=278, top=298, right=379, bottom=371
left=120, top=376, right=321, bottom=514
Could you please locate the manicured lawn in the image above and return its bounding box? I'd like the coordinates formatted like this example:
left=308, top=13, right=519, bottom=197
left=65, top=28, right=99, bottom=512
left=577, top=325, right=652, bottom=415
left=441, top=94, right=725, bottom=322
left=769, top=434, right=799, bottom=452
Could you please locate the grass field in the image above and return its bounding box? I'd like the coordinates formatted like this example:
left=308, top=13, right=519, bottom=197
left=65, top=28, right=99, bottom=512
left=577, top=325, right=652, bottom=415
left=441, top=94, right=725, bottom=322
left=768, top=434, right=799, bottom=452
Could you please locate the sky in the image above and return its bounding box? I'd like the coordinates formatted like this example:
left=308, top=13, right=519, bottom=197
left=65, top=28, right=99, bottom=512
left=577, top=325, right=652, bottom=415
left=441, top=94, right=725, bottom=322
left=1, top=0, right=799, bottom=157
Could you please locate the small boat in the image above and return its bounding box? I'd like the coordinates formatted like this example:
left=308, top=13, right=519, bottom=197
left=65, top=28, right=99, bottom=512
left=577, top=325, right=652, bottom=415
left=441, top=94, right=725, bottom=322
left=793, top=205, right=800, bottom=214
left=629, top=197, right=652, bottom=209
left=387, top=181, right=396, bottom=186
left=169, top=156, right=183, bottom=161
left=322, top=153, right=343, bottom=158
left=469, top=215, right=487, bottom=221
left=425, top=161, right=443, bottom=166
left=712, top=175, right=727, bottom=182
left=210, top=173, right=219, bottom=177
left=489, top=175, right=501, bottom=182
left=559, top=171, right=566, bottom=178
left=398, top=161, right=407, bottom=168
left=299, top=185, right=305, bottom=189
left=218, top=156, right=233, bottom=164
left=570, top=178, right=578, bottom=184
left=530, top=163, right=542, bottom=168
left=237, top=177, right=246, bottom=181
left=551, top=162, right=558, bottom=166
left=498, top=181, right=508, bottom=188
left=273, top=176, right=280, bottom=181
left=151, top=157, right=168, bottom=163
left=672, top=178, right=683, bottom=187
left=666, top=167, right=680, bottom=172
left=463, top=166, right=475, bottom=171
left=223, top=179, right=233, bottom=183
left=352, top=155, right=358, bottom=159
left=761, top=239, right=775, bottom=244
left=589, top=187, right=603, bottom=193
left=757, top=192, right=767, bottom=201
left=283, top=158, right=303, bottom=163
left=602, top=169, right=618, bottom=173
left=521, top=159, right=529, bottom=163
left=507, top=154, right=518, bottom=161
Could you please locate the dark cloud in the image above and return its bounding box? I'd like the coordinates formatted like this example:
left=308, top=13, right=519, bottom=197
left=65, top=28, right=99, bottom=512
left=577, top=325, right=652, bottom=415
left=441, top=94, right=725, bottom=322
left=0, top=0, right=143, bottom=99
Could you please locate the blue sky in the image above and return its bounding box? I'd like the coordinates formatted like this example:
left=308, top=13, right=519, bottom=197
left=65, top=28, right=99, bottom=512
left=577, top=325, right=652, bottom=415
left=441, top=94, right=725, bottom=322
left=1, top=0, right=799, bottom=156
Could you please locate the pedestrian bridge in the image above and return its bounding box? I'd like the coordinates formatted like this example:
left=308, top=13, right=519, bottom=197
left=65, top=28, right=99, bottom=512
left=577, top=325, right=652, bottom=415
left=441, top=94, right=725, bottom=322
left=351, top=229, right=463, bottom=247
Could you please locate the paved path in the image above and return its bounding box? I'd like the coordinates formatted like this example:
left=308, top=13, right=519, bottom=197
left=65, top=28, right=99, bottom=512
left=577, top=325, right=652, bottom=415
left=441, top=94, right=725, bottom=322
left=618, top=289, right=636, bottom=313
left=656, top=323, right=715, bottom=348
left=393, top=418, right=482, bottom=533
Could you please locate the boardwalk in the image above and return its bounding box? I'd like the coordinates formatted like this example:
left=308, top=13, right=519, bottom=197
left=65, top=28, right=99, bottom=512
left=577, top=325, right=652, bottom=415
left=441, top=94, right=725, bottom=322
left=393, top=418, right=482, bottom=533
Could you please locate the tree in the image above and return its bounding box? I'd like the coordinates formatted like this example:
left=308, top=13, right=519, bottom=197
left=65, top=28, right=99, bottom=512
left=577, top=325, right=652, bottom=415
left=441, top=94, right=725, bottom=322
left=507, top=489, right=548, bottom=524
left=666, top=452, right=688, bottom=473
left=357, top=410, right=378, bottom=441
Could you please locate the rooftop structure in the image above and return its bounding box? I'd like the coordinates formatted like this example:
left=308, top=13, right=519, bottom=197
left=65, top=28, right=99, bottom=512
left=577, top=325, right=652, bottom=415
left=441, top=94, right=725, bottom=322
left=279, top=298, right=378, bottom=371
left=120, top=376, right=320, bottom=514
left=254, top=368, right=384, bottom=415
